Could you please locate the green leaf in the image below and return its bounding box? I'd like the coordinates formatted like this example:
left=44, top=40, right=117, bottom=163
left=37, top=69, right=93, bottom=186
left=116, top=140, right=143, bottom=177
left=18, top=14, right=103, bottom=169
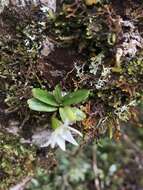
left=59, top=106, right=76, bottom=122
left=51, top=116, right=62, bottom=129
left=71, top=107, right=86, bottom=121
left=32, top=88, right=59, bottom=107
left=59, top=106, right=86, bottom=122
left=27, top=98, right=57, bottom=112
left=62, top=89, right=90, bottom=106
left=53, top=85, right=63, bottom=103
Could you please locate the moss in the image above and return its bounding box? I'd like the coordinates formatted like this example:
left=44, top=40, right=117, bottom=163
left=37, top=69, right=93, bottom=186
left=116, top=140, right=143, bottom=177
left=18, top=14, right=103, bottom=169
left=0, top=131, right=36, bottom=189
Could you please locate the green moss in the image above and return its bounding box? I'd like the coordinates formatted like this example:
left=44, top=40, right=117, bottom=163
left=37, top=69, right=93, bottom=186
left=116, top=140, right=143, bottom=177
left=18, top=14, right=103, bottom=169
left=0, top=132, right=36, bottom=189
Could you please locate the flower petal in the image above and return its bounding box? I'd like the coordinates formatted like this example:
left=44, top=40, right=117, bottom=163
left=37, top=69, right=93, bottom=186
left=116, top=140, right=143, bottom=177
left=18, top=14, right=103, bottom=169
left=51, top=138, right=57, bottom=148
left=41, top=139, right=52, bottom=147
left=41, top=133, right=57, bottom=148
left=67, top=127, right=83, bottom=137
left=56, top=136, right=66, bottom=151
left=62, top=130, right=78, bottom=146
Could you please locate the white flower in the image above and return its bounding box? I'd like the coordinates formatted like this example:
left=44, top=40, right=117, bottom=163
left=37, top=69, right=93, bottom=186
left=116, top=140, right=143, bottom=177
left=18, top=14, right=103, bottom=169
left=41, top=121, right=83, bottom=151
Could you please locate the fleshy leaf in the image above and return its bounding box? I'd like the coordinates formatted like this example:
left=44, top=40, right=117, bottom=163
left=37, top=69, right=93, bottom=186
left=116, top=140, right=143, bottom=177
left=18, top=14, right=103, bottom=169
left=71, top=107, right=86, bottom=121
left=62, top=89, right=90, bottom=106
left=51, top=116, right=62, bottom=129
left=27, top=98, right=57, bottom=112
left=53, top=85, right=63, bottom=103
left=32, top=88, right=59, bottom=106
left=59, top=106, right=76, bottom=122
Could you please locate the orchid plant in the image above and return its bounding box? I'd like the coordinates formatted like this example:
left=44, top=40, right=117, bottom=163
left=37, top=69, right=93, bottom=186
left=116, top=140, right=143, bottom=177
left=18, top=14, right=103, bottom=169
left=41, top=115, right=83, bottom=151
left=27, top=85, right=90, bottom=150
